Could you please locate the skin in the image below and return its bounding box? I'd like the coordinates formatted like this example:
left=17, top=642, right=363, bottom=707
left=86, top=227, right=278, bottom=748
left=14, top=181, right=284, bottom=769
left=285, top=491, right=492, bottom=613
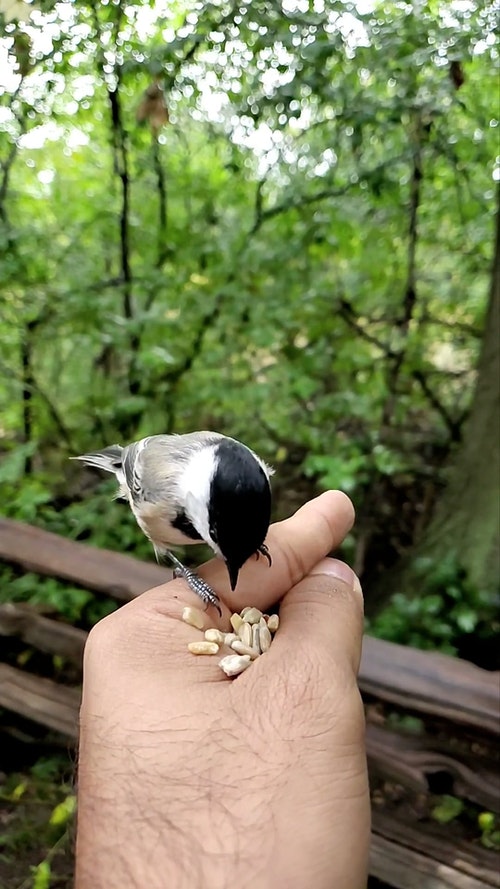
left=76, top=490, right=370, bottom=889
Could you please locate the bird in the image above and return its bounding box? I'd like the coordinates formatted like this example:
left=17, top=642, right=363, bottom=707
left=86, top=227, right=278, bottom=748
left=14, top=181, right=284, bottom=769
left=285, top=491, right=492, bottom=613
left=72, top=432, right=273, bottom=614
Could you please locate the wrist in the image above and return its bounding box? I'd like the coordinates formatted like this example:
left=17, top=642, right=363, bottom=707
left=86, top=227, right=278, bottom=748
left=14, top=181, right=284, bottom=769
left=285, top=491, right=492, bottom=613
left=75, top=714, right=273, bottom=889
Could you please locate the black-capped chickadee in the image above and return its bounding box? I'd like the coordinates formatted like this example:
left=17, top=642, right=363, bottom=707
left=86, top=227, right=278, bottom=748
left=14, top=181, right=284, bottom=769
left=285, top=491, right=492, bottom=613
left=73, top=432, right=273, bottom=614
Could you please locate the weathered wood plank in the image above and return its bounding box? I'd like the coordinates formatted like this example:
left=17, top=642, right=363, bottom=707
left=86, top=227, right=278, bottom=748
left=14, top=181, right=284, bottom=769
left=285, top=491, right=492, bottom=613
left=372, top=810, right=500, bottom=888
left=0, top=517, right=168, bottom=601
left=0, top=603, right=86, bottom=667
left=0, top=664, right=80, bottom=740
left=367, top=722, right=500, bottom=813
left=360, top=635, right=500, bottom=736
left=370, top=833, right=497, bottom=889
left=1, top=519, right=498, bottom=734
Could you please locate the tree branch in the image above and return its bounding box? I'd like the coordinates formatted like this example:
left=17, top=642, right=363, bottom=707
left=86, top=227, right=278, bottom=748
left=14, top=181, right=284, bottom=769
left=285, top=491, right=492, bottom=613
left=18, top=309, right=75, bottom=470
left=251, top=178, right=266, bottom=234
left=382, top=118, right=424, bottom=426
left=160, top=294, right=225, bottom=431
left=248, top=157, right=409, bottom=236
left=150, top=134, right=169, bottom=283
left=108, top=82, right=133, bottom=325
left=91, top=2, right=139, bottom=405
left=420, top=311, right=482, bottom=339
left=412, top=370, right=463, bottom=442
left=338, top=295, right=464, bottom=439
left=35, top=383, right=75, bottom=450
left=0, top=82, right=27, bottom=266
left=20, top=321, right=35, bottom=474
left=249, top=181, right=354, bottom=235
left=338, top=298, right=395, bottom=357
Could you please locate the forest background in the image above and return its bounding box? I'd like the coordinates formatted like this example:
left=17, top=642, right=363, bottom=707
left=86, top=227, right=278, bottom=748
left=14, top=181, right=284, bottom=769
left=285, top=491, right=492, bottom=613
left=0, top=0, right=499, bottom=884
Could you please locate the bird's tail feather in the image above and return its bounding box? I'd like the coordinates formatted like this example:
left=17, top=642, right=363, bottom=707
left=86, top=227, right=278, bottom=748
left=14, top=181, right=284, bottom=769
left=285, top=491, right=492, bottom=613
left=71, top=445, right=123, bottom=473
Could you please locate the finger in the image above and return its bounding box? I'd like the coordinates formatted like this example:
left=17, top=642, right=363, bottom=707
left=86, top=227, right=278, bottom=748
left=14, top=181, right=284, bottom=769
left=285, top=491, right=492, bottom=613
left=198, top=489, right=354, bottom=614
left=269, top=558, right=364, bottom=677
left=122, top=491, right=353, bottom=632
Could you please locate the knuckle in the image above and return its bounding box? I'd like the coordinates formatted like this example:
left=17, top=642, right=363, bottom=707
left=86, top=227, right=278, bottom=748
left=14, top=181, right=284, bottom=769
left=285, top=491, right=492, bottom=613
left=278, top=537, right=310, bottom=587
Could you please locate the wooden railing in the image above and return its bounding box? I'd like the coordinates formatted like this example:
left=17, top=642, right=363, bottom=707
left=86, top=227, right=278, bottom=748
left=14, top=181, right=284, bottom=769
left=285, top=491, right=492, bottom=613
left=1, top=517, right=499, bottom=888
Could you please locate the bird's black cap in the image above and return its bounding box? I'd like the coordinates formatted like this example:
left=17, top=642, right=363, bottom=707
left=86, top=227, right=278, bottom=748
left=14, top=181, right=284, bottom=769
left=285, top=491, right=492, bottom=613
left=208, top=438, right=271, bottom=590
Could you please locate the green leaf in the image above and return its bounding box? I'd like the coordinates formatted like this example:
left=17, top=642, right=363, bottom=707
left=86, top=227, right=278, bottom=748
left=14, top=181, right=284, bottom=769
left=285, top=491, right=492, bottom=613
left=49, top=794, right=77, bottom=829
left=478, top=812, right=496, bottom=832
left=31, top=859, right=51, bottom=889
left=454, top=606, right=478, bottom=633
left=10, top=781, right=28, bottom=801
left=431, top=795, right=464, bottom=824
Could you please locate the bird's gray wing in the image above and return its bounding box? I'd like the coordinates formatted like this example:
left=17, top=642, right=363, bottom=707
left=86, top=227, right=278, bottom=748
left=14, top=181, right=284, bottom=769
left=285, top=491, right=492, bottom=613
left=121, top=438, right=150, bottom=503
left=121, top=435, right=181, bottom=504
left=122, top=432, right=223, bottom=506
left=72, top=444, right=123, bottom=474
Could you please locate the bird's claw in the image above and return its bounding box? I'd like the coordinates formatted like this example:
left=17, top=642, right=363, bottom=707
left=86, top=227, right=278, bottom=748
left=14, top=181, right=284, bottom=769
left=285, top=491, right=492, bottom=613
left=169, top=551, right=221, bottom=615
left=176, top=567, right=222, bottom=616
left=256, top=543, right=272, bottom=567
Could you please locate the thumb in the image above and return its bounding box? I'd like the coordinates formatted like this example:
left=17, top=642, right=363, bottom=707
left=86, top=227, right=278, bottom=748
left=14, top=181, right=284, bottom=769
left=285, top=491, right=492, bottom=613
left=271, top=558, right=364, bottom=679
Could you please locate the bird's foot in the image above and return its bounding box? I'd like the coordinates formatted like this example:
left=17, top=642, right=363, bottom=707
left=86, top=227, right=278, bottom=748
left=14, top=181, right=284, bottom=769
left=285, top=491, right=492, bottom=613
left=168, top=553, right=222, bottom=616
left=256, top=543, right=272, bottom=567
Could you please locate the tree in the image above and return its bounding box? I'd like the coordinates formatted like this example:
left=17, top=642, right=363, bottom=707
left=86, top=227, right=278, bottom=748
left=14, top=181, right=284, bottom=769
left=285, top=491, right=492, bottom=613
left=0, top=0, right=498, bottom=643
left=401, top=187, right=499, bottom=598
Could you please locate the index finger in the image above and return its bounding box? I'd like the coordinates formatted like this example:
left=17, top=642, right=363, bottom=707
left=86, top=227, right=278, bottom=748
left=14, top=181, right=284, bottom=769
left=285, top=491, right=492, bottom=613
left=199, top=489, right=354, bottom=614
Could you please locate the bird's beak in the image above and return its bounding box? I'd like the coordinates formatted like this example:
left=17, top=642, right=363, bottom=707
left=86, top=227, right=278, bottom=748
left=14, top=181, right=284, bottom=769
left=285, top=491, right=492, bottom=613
left=227, top=562, right=240, bottom=591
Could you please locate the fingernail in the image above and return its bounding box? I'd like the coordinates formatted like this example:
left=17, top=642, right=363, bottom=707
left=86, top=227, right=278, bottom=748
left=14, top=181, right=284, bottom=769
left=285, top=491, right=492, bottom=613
left=310, top=558, right=360, bottom=593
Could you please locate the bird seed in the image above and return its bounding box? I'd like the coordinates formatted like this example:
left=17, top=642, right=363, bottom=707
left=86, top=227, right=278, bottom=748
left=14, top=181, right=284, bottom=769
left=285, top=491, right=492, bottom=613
left=187, top=605, right=280, bottom=677
left=242, top=607, right=263, bottom=625
left=231, top=639, right=260, bottom=659
left=238, top=621, right=253, bottom=647
left=218, top=654, right=252, bottom=676
left=251, top=623, right=261, bottom=654
left=188, top=641, right=220, bottom=655
left=230, top=613, right=244, bottom=633
left=267, top=613, right=280, bottom=633
left=205, top=628, right=224, bottom=645
left=259, top=622, right=272, bottom=652
left=182, top=606, right=205, bottom=630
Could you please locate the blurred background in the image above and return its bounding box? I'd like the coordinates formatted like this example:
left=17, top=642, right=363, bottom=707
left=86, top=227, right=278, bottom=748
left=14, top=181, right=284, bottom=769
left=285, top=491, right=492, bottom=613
left=0, top=0, right=498, bottom=886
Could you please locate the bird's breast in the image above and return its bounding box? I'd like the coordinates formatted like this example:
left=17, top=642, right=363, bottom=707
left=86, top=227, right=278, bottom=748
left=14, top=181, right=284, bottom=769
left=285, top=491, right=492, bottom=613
left=132, top=501, right=200, bottom=548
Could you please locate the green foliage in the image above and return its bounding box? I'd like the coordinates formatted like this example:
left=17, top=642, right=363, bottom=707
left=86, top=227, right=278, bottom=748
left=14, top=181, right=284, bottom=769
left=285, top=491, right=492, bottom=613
left=1, top=0, right=496, bottom=456
left=367, top=556, right=499, bottom=654
left=431, top=795, right=464, bottom=825
left=385, top=713, right=424, bottom=735
left=0, top=565, right=116, bottom=625
left=0, top=8, right=498, bottom=876
left=478, top=812, right=500, bottom=850
left=48, top=795, right=76, bottom=830
left=430, top=800, right=500, bottom=850
left=0, top=757, right=74, bottom=887
left=0, top=0, right=498, bottom=640
left=31, top=859, right=51, bottom=889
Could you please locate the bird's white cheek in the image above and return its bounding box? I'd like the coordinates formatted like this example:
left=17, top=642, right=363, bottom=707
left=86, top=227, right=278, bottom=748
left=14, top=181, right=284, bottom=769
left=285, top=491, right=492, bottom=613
left=208, top=540, right=223, bottom=559
left=177, top=447, right=217, bottom=542
left=185, top=495, right=223, bottom=557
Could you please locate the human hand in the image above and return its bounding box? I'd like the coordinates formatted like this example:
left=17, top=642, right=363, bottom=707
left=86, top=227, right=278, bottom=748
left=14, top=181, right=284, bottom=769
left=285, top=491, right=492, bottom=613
left=76, top=491, right=370, bottom=889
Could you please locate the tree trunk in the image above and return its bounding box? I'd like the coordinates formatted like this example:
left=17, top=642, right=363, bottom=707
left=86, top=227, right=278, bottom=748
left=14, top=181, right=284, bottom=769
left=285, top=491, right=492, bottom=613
left=366, top=189, right=499, bottom=620
left=402, top=187, right=500, bottom=596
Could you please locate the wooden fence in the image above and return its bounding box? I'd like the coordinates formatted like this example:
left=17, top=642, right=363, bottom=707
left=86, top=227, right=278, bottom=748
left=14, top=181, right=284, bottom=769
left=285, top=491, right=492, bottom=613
left=1, top=517, right=499, bottom=888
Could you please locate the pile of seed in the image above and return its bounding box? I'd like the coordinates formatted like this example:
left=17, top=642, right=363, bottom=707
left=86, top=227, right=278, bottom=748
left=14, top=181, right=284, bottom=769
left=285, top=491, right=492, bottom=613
left=182, top=605, right=279, bottom=677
